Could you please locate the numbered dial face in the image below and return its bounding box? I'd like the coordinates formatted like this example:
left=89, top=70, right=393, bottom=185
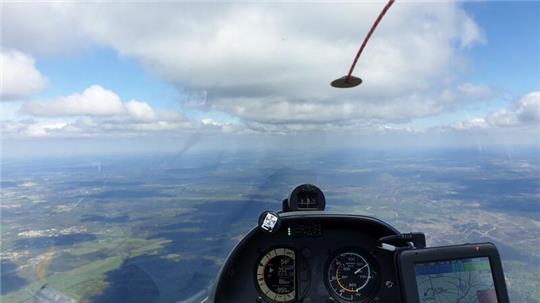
left=327, top=252, right=378, bottom=303
left=256, top=248, right=296, bottom=302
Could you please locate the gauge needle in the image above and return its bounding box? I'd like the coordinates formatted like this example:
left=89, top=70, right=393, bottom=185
left=354, top=264, right=368, bottom=275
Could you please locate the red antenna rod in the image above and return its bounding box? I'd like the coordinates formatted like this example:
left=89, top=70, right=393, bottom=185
left=331, top=0, right=396, bottom=88
left=346, top=0, right=395, bottom=81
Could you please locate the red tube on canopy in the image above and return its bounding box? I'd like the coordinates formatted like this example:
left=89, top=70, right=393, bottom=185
left=331, top=0, right=396, bottom=88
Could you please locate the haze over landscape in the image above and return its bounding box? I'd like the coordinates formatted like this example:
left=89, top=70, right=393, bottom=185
left=1, top=1, right=539, bottom=302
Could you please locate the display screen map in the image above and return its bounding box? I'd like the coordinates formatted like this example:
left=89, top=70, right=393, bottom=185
left=415, top=257, right=498, bottom=303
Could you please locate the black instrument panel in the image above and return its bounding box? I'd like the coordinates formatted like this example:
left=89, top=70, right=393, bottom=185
left=211, top=212, right=402, bottom=303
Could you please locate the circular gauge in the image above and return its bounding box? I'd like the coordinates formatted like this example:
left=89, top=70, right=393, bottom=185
left=256, top=248, right=296, bottom=303
left=326, top=252, right=378, bottom=303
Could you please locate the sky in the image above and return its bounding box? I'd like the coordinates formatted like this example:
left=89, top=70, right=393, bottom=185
left=1, top=1, right=539, bottom=157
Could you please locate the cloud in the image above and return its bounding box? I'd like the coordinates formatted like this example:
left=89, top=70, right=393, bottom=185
left=21, top=85, right=126, bottom=116
left=1, top=51, right=47, bottom=100
left=19, top=85, right=202, bottom=124
left=5, top=85, right=234, bottom=138
left=487, top=92, right=540, bottom=127
left=125, top=100, right=156, bottom=122
left=453, top=92, right=540, bottom=129
left=3, top=2, right=489, bottom=131
left=514, top=92, right=540, bottom=123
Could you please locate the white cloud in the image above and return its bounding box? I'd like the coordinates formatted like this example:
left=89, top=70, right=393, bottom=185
left=486, top=92, right=540, bottom=127
left=20, top=85, right=195, bottom=124
left=125, top=100, right=156, bottom=122
left=2, top=2, right=490, bottom=130
left=21, top=85, right=126, bottom=116
left=453, top=92, right=540, bottom=129
left=515, top=92, right=540, bottom=123
left=4, top=85, right=233, bottom=137
left=1, top=51, right=47, bottom=100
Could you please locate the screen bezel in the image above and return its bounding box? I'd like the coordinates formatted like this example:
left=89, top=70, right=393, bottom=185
left=398, top=243, right=510, bottom=303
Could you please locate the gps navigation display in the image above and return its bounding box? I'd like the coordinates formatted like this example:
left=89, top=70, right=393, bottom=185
left=415, top=257, right=498, bottom=303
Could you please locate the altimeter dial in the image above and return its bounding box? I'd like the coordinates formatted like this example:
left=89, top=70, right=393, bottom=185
left=256, top=248, right=296, bottom=302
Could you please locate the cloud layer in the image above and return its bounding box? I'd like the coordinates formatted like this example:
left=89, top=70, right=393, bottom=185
left=80, top=2, right=488, bottom=129
left=2, top=2, right=488, bottom=129
left=1, top=2, right=537, bottom=146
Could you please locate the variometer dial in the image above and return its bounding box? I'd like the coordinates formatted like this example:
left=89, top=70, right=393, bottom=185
left=256, top=248, right=296, bottom=302
left=326, top=252, right=378, bottom=303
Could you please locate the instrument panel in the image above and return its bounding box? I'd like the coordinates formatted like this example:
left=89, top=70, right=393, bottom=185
left=212, top=213, right=402, bottom=303
left=255, top=248, right=380, bottom=303
left=209, top=185, right=510, bottom=303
